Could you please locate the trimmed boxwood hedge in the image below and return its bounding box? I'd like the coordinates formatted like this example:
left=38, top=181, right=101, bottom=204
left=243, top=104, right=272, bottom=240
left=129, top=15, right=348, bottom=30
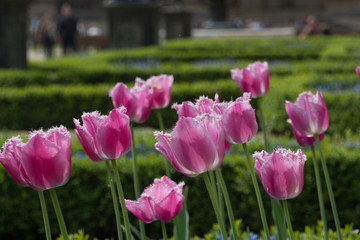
left=0, top=134, right=359, bottom=240
left=0, top=73, right=358, bottom=136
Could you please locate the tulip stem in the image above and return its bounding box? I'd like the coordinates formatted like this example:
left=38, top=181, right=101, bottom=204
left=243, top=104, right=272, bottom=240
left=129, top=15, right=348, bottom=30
left=38, top=191, right=52, bottom=240
left=202, top=172, right=228, bottom=240
left=259, top=99, right=286, bottom=240
left=130, top=123, right=146, bottom=240
left=216, top=169, right=239, bottom=240
left=242, top=143, right=271, bottom=240
left=209, top=170, right=225, bottom=229
left=282, top=200, right=295, bottom=240
left=49, top=188, right=68, bottom=240
left=111, top=159, right=132, bottom=240
left=310, top=146, right=328, bottom=240
left=315, top=135, right=342, bottom=240
left=161, top=221, right=168, bottom=240
left=257, top=98, right=270, bottom=151
left=156, top=110, right=172, bottom=177
left=106, top=161, right=123, bottom=240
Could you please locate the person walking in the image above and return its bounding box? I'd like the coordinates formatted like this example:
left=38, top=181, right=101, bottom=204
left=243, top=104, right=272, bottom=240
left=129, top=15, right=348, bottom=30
left=58, top=3, right=77, bottom=55
left=38, top=12, right=56, bottom=58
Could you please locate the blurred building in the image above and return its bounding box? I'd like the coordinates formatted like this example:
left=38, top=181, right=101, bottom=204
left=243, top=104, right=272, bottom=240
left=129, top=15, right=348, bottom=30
left=28, top=0, right=360, bottom=42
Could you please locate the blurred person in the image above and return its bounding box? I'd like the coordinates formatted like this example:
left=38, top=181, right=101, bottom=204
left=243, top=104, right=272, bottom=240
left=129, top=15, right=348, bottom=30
left=58, top=3, right=78, bottom=55
left=37, top=12, right=56, bottom=58
left=29, top=15, right=41, bottom=46
left=299, top=16, right=318, bottom=40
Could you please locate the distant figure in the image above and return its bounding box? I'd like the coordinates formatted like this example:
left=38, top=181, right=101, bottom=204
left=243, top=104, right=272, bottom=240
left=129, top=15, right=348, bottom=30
left=59, top=3, right=77, bottom=55
left=299, top=16, right=318, bottom=40
left=38, top=12, right=56, bottom=58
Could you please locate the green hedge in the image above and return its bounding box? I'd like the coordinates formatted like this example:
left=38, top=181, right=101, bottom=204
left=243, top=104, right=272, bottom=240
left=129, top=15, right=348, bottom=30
left=0, top=75, right=359, bottom=136
left=0, top=134, right=359, bottom=240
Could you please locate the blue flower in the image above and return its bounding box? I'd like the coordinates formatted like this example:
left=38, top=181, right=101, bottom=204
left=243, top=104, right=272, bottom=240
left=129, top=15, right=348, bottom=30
left=251, top=234, right=259, bottom=239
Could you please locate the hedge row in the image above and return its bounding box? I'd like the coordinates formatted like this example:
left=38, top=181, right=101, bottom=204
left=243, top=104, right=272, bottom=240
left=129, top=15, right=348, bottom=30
left=0, top=75, right=359, bottom=135
left=0, top=134, right=359, bottom=240
left=0, top=58, right=357, bottom=87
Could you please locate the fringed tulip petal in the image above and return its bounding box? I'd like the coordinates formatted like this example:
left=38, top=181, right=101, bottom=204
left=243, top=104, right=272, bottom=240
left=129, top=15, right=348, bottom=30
left=253, top=148, right=307, bottom=200
left=0, top=137, right=29, bottom=186
left=125, top=176, right=184, bottom=223
left=74, top=107, right=132, bottom=162
left=285, top=91, right=329, bottom=137
left=231, top=61, right=269, bottom=98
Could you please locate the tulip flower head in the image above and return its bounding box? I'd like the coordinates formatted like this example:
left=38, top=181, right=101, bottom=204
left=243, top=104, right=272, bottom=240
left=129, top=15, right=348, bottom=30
left=356, top=66, right=360, bottom=79
left=172, top=94, right=219, bottom=118
left=0, top=126, right=72, bottom=191
left=287, top=119, right=324, bottom=146
left=136, top=75, right=174, bottom=109
left=215, top=92, right=258, bottom=144
left=109, top=82, right=153, bottom=123
left=253, top=148, right=307, bottom=200
left=285, top=91, right=329, bottom=137
left=231, top=61, right=270, bottom=98
left=125, top=176, right=185, bottom=223
left=74, top=107, right=132, bottom=162
left=155, top=113, right=227, bottom=177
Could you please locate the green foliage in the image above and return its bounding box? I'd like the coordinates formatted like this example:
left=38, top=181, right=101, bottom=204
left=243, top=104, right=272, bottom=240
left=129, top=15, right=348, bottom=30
left=198, top=221, right=360, bottom=240
left=0, top=131, right=359, bottom=240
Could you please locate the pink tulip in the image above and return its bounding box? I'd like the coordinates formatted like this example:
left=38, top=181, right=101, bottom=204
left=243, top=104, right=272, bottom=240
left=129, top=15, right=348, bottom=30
left=136, top=75, right=174, bottom=109
left=131, top=84, right=154, bottom=123
left=155, top=113, right=226, bottom=177
left=0, top=126, right=72, bottom=191
left=231, top=61, right=270, bottom=98
left=287, top=119, right=324, bottom=146
left=125, top=176, right=184, bottom=223
left=285, top=91, right=329, bottom=137
left=172, top=94, right=220, bottom=118
left=0, top=137, right=29, bottom=187
left=218, top=93, right=258, bottom=144
left=109, top=82, right=138, bottom=117
left=253, top=148, right=307, bottom=200
left=74, top=107, right=132, bottom=162
left=109, top=82, right=153, bottom=123
left=356, top=66, right=360, bottom=79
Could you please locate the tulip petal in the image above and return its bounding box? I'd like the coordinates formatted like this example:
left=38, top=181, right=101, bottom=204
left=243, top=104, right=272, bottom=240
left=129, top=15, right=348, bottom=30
left=125, top=197, right=156, bottom=224
left=96, top=108, right=132, bottom=159
left=153, top=190, right=185, bottom=222
left=170, top=117, right=217, bottom=176
left=74, top=118, right=103, bottom=161
left=21, top=134, right=69, bottom=191
left=0, top=137, right=29, bottom=186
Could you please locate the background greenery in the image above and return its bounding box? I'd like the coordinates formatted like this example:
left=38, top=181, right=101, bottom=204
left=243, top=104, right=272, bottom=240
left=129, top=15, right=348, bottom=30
left=0, top=35, right=359, bottom=239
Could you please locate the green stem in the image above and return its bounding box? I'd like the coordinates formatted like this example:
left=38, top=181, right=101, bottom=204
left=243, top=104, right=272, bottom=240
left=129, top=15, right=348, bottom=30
left=106, top=161, right=123, bottom=240
left=38, top=191, right=52, bottom=240
left=282, top=200, right=295, bottom=240
left=258, top=100, right=286, bottom=240
left=202, top=172, right=228, bottom=240
left=216, top=169, right=239, bottom=240
left=216, top=173, right=226, bottom=232
left=310, top=146, right=328, bottom=240
left=209, top=170, right=225, bottom=230
left=130, top=124, right=146, bottom=240
left=156, top=110, right=172, bottom=177
left=49, top=188, right=68, bottom=240
left=257, top=98, right=270, bottom=151
left=209, top=170, right=218, bottom=202
left=242, top=143, right=271, bottom=240
left=315, top=135, right=342, bottom=240
left=161, top=221, right=168, bottom=240
left=111, top=159, right=132, bottom=240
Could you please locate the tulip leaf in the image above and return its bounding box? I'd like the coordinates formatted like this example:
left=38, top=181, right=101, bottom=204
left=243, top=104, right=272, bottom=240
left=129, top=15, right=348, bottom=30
left=272, top=199, right=286, bottom=240
left=174, top=186, right=189, bottom=240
